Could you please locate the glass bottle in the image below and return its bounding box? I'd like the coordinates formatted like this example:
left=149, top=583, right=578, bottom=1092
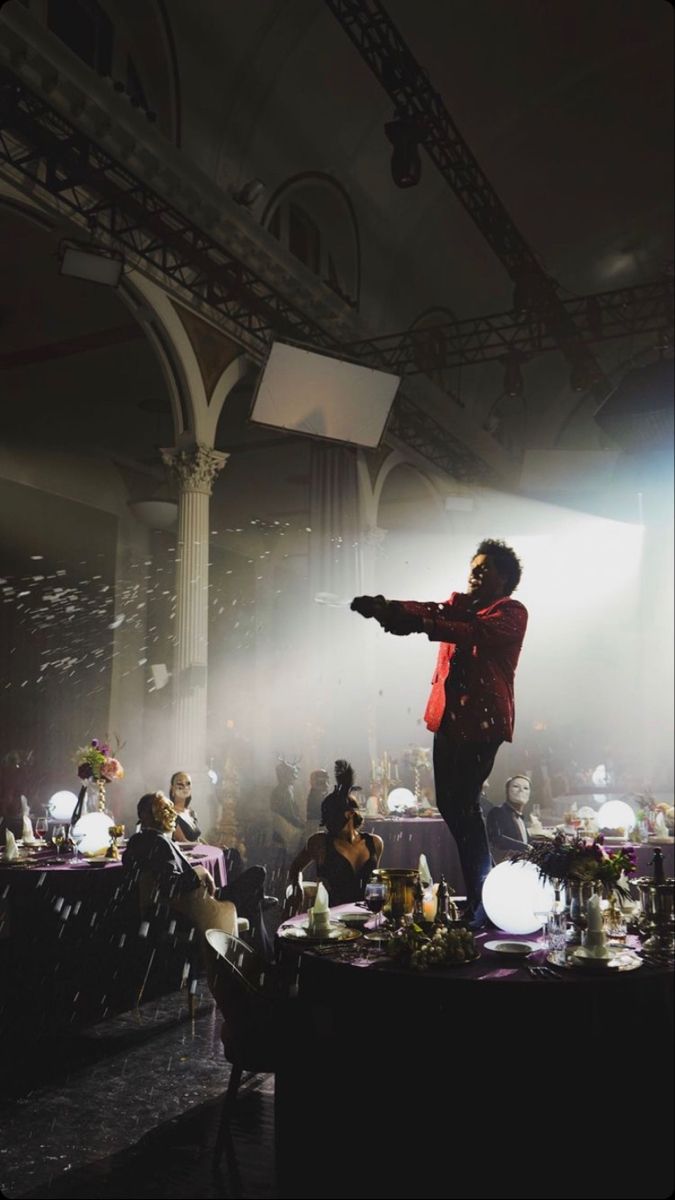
left=434, top=875, right=450, bottom=926
left=413, top=878, right=426, bottom=925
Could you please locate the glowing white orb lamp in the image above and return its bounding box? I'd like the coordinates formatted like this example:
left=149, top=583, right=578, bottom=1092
left=48, top=791, right=79, bottom=822
left=387, top=787, right=415, bottom=813
left=482, top=860, right=557, bottom=935
left=597, top=799, right=636, bottom=834
left=71, top=811, right=114, bottom=855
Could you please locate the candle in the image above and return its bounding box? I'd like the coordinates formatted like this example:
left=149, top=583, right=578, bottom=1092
left=422, top=888, right=437, bottom=922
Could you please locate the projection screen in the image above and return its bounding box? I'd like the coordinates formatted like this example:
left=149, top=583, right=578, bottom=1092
left=249, top=341, right=400, bottom=448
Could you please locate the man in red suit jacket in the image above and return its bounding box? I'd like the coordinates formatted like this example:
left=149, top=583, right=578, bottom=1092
left=351, top=538, right=527, bottom=928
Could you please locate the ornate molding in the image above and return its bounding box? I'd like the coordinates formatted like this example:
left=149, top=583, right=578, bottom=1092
left=161, top=444, right=228, bottom=495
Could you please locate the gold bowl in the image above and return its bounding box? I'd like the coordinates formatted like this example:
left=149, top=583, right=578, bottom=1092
left=372, top=867, right=420, bottom=923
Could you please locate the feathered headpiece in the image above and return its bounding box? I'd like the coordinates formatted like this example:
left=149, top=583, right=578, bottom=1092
left=320, top=759, right=356, bottom=832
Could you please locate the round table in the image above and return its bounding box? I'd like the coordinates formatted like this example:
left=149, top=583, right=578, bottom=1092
left=275, top=910, right=673, bottom=1199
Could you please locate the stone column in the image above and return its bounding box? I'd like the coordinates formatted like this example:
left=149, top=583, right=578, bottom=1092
left=161, top=444, right=228, bottom=779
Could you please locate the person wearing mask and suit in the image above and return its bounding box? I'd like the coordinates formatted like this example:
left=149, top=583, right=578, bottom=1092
left=486, top=775, right=532, bottom=864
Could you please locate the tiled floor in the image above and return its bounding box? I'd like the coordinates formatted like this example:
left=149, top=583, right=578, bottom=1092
left=1, top=988, right=276, bottom=1200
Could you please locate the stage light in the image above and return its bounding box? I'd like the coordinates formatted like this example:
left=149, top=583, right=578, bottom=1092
left=482, top=860, right=556, bottom=934
left=385, top=118, right=422, bottom=188
left=58, top=241, right=124, bottom=287
left=48, top=791, right=79, bottom=821
left=502, top=353, right=524, bottom=398
left=597, top=799, right=636, bottom=834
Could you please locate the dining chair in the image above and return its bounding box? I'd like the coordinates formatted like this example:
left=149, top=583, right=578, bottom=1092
left=205, top=928, right=293, bottom=1164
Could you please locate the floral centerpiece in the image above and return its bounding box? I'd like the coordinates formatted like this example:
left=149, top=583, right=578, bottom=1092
left=74, top=738, right=124, bottom=811
left=512, top=831, right=636, bottom=901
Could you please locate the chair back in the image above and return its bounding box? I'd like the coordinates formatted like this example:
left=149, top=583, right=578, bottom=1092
left=205, top=929, right=268, bottom=996
left=205, top=929, right=279, bottom=1071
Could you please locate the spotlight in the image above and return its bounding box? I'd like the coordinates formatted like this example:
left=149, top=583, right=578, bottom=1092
left=385, top=118, right=422, bottom=188
left=501, top=353, right=524, bottom=398
left=58, top=241, right=124, bottom=287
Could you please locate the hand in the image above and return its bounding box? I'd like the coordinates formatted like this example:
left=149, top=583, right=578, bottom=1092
left=351, top=594, right=387, bottom=619
left=379, top=601, right=423, bottom=636
left=195, top=865, right=216, bottom=896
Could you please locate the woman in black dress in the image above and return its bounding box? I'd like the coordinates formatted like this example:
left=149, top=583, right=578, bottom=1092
left=287, top=761, right=383, bottom=909
left=169, top=771, right=203, bottom=843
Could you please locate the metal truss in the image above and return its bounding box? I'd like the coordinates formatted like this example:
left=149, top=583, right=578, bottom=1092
left=323, top=0, right=613, bottom=400
left=342, top=279, right=674, bottom=375
left=0, top=67, right=338, bottom=357
left=0, top=67, right=497, bottom=482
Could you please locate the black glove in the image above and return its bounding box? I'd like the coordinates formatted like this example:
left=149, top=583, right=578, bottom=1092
left=380, top=602, right=423, bottom=636
left=351, top=594, right=386, bottom=619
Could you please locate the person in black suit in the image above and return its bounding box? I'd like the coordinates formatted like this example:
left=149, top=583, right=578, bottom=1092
left=486, top=775, right=532, bottom=864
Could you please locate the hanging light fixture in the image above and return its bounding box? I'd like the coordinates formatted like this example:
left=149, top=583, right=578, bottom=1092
left=385, top=117, right=422, bottom=188
left=501, top=352, right=525, bottom=398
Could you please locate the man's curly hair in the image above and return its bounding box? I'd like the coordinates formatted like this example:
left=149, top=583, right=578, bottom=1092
left=475, top=538, right=523, bottom=595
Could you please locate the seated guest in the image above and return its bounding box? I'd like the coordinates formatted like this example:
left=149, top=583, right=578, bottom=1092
left=124, top=791, right=277, bottom=962
left=169, top=771, right=203, bottom=843
left=286, top=760, right=384, bottom=911
left=123, top=791, right=237, bottom=985
left=486, top=775, right=532, bottom=864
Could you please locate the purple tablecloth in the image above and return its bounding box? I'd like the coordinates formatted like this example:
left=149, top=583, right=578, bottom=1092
left=181, top=843, right=227, bottom=888
left=363, top=816, right=466, bottom=893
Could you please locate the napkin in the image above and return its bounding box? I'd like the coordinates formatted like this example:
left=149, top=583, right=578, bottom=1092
left=586, top=893, right=603, bottom=932
left=22, top=814, right=37, bottom=845
left=308, top=880, right=330, bottom=933
left=3, top=830, right=18, bottom=861
left=313, top=881, right=329, bottom=912
left=418, top=853, right=433, bottom=888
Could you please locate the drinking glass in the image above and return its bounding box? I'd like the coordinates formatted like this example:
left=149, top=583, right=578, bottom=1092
left=35, top=817, right=48, bottom=842
left=364, top=877, right=387, bottom=940
left=52, top=825, right=66, bottom=855
left=533, top=908, right=550, bottom=948
left=547, top=909, right=568, bottom=964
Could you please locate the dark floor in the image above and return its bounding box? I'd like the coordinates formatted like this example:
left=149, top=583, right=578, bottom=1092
left=0, top=987, right=276, bottom=1200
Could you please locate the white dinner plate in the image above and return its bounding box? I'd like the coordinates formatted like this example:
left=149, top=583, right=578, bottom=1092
left=484, top=940, right=539, bottom=957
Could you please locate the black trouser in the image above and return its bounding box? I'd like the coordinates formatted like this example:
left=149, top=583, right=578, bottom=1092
left=432, top=731, right=501, bottom=918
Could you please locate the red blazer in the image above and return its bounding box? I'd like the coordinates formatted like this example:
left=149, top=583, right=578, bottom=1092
left=398, top=592, right=528, bottom=742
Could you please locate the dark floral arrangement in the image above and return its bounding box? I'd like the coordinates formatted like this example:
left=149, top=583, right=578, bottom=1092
left=512, top=832, right=636, bottom=900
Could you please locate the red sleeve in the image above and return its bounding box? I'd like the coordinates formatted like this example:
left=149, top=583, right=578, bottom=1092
left=399, top=596, right=527, bottom=647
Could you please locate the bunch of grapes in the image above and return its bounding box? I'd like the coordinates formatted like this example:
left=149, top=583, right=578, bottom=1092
left=385, top=923, right=478, bottom=971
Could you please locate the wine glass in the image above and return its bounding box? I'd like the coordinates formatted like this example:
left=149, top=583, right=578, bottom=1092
left=364, top=877, right=387, bottom=940
left=533, top=908, right=551, bottom=950
left=52, top=825, right=66, bottom=855
left=35, top=817, right=48, bottom=843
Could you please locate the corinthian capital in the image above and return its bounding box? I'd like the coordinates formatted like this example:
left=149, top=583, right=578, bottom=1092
left=161, top=444, right=229, bottom=495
